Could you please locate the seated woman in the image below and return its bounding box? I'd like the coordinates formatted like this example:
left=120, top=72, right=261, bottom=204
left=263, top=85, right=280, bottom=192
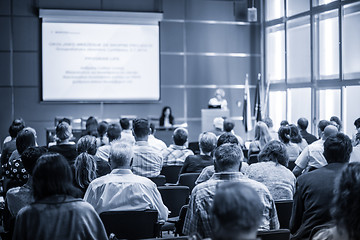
left=313, top=163, right=360, bottom=240
left=96, top=121, right=109, bottom=147
left=74, top=152, right=97, bottom=197
left=246, top=140, right=296, bottom=200
left=12, top=153, right=108, bottom=240
left=159, top=106, right=174, bottom=127
left=289, top=124, right=308, bottom=152
left=1, top=118, right=25, bottom=166
left=278, top=126, right=301, bottom=162
left=248, top=121, right=273, bottom=156
left=49, top=121, right=77, bottom=165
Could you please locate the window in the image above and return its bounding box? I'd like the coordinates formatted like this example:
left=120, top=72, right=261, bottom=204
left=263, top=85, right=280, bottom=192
left=287, top=88, right=312, bottom=124
left=343, top=86, right=360, bottom=135
left=268, top=91, right=286, bottom=129
left=266, top=25, right=285, bottom=83
left=287, top=0, right=309, bottom=17
left=318, top=89, right=341, bottom=121
left=266, top=0, right=284, bottom=21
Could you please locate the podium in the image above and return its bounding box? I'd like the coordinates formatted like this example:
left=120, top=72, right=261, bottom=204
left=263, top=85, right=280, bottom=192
left=201, top=109, right=230, bottom=132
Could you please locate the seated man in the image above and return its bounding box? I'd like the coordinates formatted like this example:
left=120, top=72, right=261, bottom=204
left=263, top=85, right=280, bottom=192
left=290, top=133, right=352, bottom=239
left=180, top=132, right=217, bottom=174
left=211, top=182, right=264, bottom=240
left=297, top=117, right=317, bottom=144
left=183, top=143, right=279, bottom=238
left=84, top=142, right=168, bottom=221
left=131, top=118, right=163, bottom=177
left=161, top=128, right=194, bottom=166
left=95, top=123, right=121, bottom=162
left=293, top=123, right=337, bottom=177
left=148, top=123, right=167, bottom=151
left=119, top=118, right=135, bottom=145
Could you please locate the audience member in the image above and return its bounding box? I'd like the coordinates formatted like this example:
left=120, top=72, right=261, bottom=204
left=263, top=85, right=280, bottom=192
left=78, top=135, right=110, bottom=177
left=84, top=142, right=168, bottom=220
left=350, top=133, right=360, bottom=162
left=223, top=120, right=244, bottom=147
left=297, top=117, right=318, bottom=144
left=280, top=120, right=289, bottom=127
left=13, top=153, right=106, bottom=240
left=313, top=163, right=360, bottom=240
left=248, top=121, right=272, bottom=156
left=119, top=118, right=135, bottom=145
left=161, top=128, right=193, bottom=166
left=84, top=116, right=98, bottom=137
left=48, top=122, right=77, bottom=165
left=74, top=152, right=97, bottom=196
left=180, top=132, right=216, bottom=174
left=290, top=133, right=352, bottom=240
left=330, top=116, right=342, bottom=132
left=1, top=118, right=25, bottom=167
left=96, top=121, right=109, bottom=147
left=247, top=140, right=296, bottom=200
left=208, top=88, right=227, bottom=110
left=293, top=124, right=337, bottom=177
left=131, top=118, right=163, bottom=177
left=278, top=126, right=301, bottom=162
left=211, top=182, right=264, bottom=240
left=211, top=117, right=224, bottom=137
left=148, top=123, right=167, bottom=151
left=289, top=124, right=308, bottom=151
left=352, top=117, right=360, bottom=144
left=96, top=123, right=121, bottom=162
left=263, top=117, right=279, bottom=140
left=183, top=143, right=279, bottom=238
left=6, top=146, right=47, bottom=217
left=159, top=106, right=174, bottom=127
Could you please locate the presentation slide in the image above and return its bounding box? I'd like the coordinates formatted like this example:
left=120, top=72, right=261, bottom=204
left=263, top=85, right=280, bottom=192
left=42, top=22, right=160, bottom=101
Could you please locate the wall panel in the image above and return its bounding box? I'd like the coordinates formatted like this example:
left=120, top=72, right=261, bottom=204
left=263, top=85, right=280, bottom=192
left=38, top=0, right=101, bottom=10
left=0, top=52, right=11, bottom=86
left=0, top=17, right=11, bottom=51
left=13, top=17, right=39, bottom=51
left=13, top=52, right=39, bottom=86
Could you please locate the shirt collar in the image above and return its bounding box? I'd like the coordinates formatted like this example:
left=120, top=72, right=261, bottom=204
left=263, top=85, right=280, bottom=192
left=110, top=168, right=133, bottom=175
left=135, top=141, right=149, bottom=146
left=211, top=172, right=245, bottom=181
left=170, top=144, right=186, bottom=150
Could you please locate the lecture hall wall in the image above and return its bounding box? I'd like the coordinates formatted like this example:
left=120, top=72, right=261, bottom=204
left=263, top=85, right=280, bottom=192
left=0, top=0, right=261, bottom=146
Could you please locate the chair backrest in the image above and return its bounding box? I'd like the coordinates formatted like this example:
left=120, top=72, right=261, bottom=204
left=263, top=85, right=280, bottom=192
left=257, top=229, right=290, bottom=240
left=148, top=175, right=166, bottom=186
left=287, top=161, right=296, bottom=171
left=160, top=165, right=183, bottom=184
left=248, top=154, right=259, bottom=165
left=188, top=142, right=200, bottom=155
left=99, top=210, right=160, bottom=239
left=178, top=173, right=200, bottom=192
left=174, top=205, right=189, bottom=236
left=158, top=186, right=190, bottom=218
left=275, top=200, right=293, bottom=229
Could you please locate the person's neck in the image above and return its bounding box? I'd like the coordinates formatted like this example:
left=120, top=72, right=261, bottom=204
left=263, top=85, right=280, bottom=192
left=200, top=150, right=211, bottom=156
left=135, top=136, right=148, bottom=142
left=59, top=139, right=70, bottom=144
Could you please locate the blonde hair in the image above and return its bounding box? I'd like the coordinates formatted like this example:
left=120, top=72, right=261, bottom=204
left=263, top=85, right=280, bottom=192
left=74, top=153, right=97, bottom=190
left=254, top=121, right=272, bottom=149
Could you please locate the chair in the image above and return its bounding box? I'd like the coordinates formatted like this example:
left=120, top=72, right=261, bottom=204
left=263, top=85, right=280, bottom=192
left=99, top=210, right=162, bottom=239
left=275, top=200, right=293, bottom=229
left=178, top=173, right=200, bottom=192
left=188, top=142, right=200, bottom=155
left=149, top=175, right=166, bottom=186
left=287, top=161, right=296, bottom=171
left=174, top=205, right=189, bottom=236
left=161, top=165, right=183, bottom=184
left=158, top=186, right=190, bottom=218
left=257, top=229, right=290, bottom=240
left=248, top=154, right=259, bottom=165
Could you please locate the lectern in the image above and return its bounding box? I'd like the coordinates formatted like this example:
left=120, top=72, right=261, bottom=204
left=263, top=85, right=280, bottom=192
left=201, top=109, right=230, bottom=132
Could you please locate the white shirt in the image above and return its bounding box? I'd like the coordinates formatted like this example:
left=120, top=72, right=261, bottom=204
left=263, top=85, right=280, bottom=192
left=350, top=145, right=360, bottom=163
left=148, top=135, right=167, bottom=151
left=295, top=139, right=327, bottom=170
left=120, top=129, right=135, bottom=145
left=208, top=98, right=228, bottom=110
left=84, top=169, right=168, bottom=221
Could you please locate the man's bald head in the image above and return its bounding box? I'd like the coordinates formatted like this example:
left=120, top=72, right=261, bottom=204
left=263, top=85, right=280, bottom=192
left=322, top=125, right=338, bottom=140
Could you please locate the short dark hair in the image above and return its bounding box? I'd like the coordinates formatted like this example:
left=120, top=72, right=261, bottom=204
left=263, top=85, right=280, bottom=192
left=280, top=120, right=289, bottom=127
left=289, top=124, right=302, bottom=144
left=133, top=118, right=150, bottom=138
left=214, top=143, right=243, bottom=172
left=149, top=123, right=156, bottom=134
left=278, top=126, right=291, bottom=144
left=199, top=132, right=217, bottom=153
left=21, top=146, right=48, bottom=175
left=173, top=128, right=188, bottom=146
left=217, top=133, right=239, bottom=147
left=85, top=116, right=98, bottom=137
left=354, top=118, right=360, bottom=129
left=323, top=133, right=352, bottom=164
left=32, top=153, right=78, bottom=201
left=332, top=163, right=360, bottom=239
left=258, top=140, right=289, bottom=167
left=297, top=118, right=308, bottom=130
left=120, top=118, right=131, bottom=130
left=107, top=123, right=121, bottom=142
left=97, top=121, right=108, bottom=137
left=223, top=120, right=235, bottom=132
left=16, top=128, right=36, bottom=155
left=211, top=182, right=263, bottom=240
left=9, top=118, right=25, bottom=138
left=318, top=120, right=331, bottom=132
left=263, top=117, right=273, bottom=128
left=77, top=135, right=97, bottom=155
left=330, top=116, right=342, bottom=131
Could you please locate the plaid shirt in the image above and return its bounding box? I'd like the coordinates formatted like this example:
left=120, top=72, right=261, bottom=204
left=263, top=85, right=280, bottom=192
left=131, top=141, right=163, bottom=177
left=161, top=144, right=194, bottom=166
left=183, top=172, right=280, bottom=238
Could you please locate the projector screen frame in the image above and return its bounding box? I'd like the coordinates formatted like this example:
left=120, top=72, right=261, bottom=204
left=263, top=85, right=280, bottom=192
left=39, top=9, right=163, bottom=103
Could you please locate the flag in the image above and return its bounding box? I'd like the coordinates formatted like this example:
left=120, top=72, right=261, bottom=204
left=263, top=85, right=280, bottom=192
left=243, top=74, right=253, bottom=132
left=254, top=73, right=262, bottom=122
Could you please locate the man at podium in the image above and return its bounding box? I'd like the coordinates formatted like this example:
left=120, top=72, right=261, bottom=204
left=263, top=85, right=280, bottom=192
left=208, top=89, right=228, bottom=110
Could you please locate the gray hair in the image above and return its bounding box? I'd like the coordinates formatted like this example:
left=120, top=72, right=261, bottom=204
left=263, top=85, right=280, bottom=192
left=109, top=142, right=133, bottom=168
left=199, top=132, right=217, bottom=153
left=214, top=143, right=243, bottom=172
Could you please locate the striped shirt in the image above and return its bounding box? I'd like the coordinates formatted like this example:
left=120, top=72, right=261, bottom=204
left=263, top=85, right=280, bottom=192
left=161, top=144, right=194, bottom=166
left=131, top=141, right=163, bottom=177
